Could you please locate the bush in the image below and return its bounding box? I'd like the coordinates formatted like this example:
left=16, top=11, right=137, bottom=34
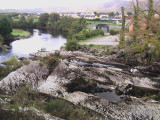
left=73, top=32, right=86, bottom=40
left=0, top=56, right=22, bottom=79
left=73, top=29, right=104, bottom=40
left=4, top=56, right=20, bottom=66
left=0, top=35, right=3, bottom=45
left=110, top=29, right=119, bottom=35
left=65, top=40, right=81, bottom=51
left=40, top=53, right=60, bottom=71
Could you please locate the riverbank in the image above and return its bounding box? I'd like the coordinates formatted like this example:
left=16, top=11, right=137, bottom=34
left=0, top=29, right=67, bottom=63
left=11, top=29, right=31, bottom=41
left=0, top=29, right=31, bottom=52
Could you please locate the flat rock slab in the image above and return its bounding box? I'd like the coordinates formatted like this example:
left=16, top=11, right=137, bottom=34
left=64, top=91, right=160, bottom=120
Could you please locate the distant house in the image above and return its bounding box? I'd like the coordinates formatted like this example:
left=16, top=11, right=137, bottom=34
left=84, top=15, right=96, bottom=20
left=101, top=16, right=109, bottom=20
left=98, top=13, right=109, bottom=17
left=96, top=24, right=109, bottom=33
left=108, top=16, right=121, bottom=21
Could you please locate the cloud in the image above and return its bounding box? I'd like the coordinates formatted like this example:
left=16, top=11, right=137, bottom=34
left=0, top=0, right=131, bottom=10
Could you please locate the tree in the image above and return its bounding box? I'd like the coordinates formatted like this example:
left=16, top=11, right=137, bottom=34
left=146, top=0, right=154, bottom=30
left=27, top=17, right=34, bottom=28
left=115, top=12, right=120, bottom=16
left=127, top=12, right=133, bottom=16
left=49, top=13, right=60, bottom=22
left=68, top=18, right=86, bottom=39
left=0, top=16, right=12, bottom=40
left=109, top=12, right=115, bottom=17
left=49, top=13, right=60, bottom=29
left=131, top=0, right=140, bottom=42
left=0, top=35, right=3, bottom=45
left=38, top=13, right=49, bottom=28
left=94, top=12, right=97, bottom=16
left=18, top=16, right=27, bottom=28
left=57, top=16, right=75, bottom=32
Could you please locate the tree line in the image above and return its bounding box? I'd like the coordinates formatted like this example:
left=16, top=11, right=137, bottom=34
left=0, top=12, right=104, bottom=51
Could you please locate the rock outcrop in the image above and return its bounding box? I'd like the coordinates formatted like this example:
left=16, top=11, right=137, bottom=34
left=0, top=61, right=49, bottom=95
left=0, top=50, right=160, bottom=120
left=65, top=92, right=160, bottom=120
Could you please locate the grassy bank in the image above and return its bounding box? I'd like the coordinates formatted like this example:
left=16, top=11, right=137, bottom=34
left=12, top=29, right=30, bottom=37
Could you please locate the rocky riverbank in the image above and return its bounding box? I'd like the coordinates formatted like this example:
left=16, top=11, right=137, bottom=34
left=0, top=48, right=160, bottom=120
left=0, top=33, right=31, bottom=52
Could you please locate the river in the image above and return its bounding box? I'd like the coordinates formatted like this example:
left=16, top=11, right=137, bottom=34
left=0, top=29, right=67, bottom=63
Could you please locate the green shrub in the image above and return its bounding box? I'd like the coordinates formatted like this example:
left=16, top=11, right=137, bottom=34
left=93, top=29, right=104, bottom=36
left=65, top=40, right=81, bottom=51
left=45, top=100, right=72, bottom=118
left=0, top=56, right=22, bottom=79
left=73, top=29, right=104, bottom=41
left=40, top=53, right=60, bottom=71
left=4, top=56, right=19, bottom=66
left=0, top=35, right=3, bottom=44
left=110, top=29, right=119, bottom=35
left=74, top=32, right=86, bottom=40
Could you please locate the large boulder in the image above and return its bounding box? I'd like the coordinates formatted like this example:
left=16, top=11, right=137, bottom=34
left=0, top=61, right=49, bottom=95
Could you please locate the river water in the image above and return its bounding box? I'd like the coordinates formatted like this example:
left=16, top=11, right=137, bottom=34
left=0, top=29, right=67, bottom=63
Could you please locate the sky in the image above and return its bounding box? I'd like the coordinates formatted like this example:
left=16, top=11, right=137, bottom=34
left=0, top=0, right=131, bottom=10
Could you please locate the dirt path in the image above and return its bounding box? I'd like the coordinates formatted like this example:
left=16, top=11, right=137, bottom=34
left=80, top=35, right=119, bottom=46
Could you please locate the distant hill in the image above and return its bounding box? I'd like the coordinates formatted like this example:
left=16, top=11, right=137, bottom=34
left=0, top=8, right=44, bottom=13
left=104, top=1, right=131, bottom=9
left=0, top=1, right=131, bottom=13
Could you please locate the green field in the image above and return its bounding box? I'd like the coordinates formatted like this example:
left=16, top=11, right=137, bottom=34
left=86, top=20, right=121, bottom=26
left=33, top=18, right=39, bottom=23
left=12, top=29, right=30, bottom=37
left=13, top=18, right=19, bottom=22
left=13, top=18, right=39, bottom=23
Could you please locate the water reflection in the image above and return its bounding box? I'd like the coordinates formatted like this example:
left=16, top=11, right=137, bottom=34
left=0, top=29, right=67, bottom=63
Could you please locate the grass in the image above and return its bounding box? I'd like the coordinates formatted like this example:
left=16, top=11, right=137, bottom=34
left=79, top=35, right=104, bottom=43
left=12, top=29, right=30, bottom=37
left=45, top=99, right=99, bottom=120
left=0, top=56, right=30, bottom=79
left=86, top=20, right=121, bottom=26
left=1, top=86, right=102, bottom=120
left=0, top=56, right=22, bottom=79
left=13, top=18, right=19, bottom=22
left=81, top=44, right=116, bottom=55
left=39, top=53, right=61, bottom=73
left=33, top=18, right=39, bottom=23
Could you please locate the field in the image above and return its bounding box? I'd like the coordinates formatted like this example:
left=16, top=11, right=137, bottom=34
left=12, top=29, right=30, bottom=37
left=13, top=18, right=39, bottom=23
left=86, top=20, right=121, bottom=26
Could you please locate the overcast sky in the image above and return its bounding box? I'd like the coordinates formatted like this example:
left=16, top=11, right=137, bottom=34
left=0, top=0, right=131, bottom=9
